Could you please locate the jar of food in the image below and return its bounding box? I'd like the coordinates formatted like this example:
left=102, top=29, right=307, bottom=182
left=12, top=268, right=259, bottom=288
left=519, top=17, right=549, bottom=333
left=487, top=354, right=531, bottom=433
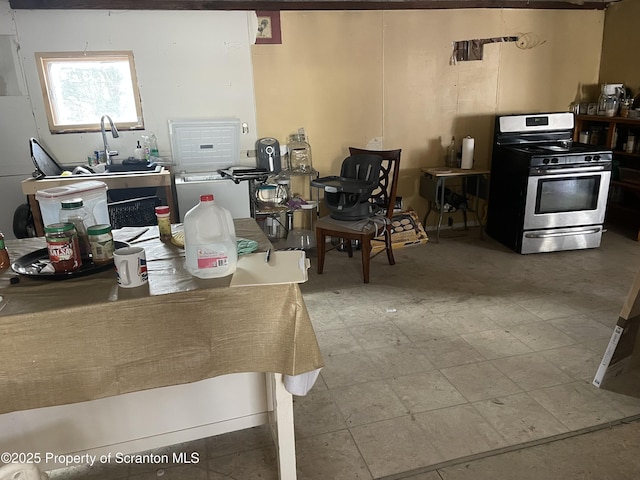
left=59, top=198, right=96, bottom=261
left=287, top=131, right=315, bottom=173
left=154, top=205, right=172, bottom=242
left=87, top=224, right=114, bottom=264
left=620, top=98, right=634, bottom=118
left=45, top=222, right=82, bottom=273
left=0, top=232, right=10, bottom=272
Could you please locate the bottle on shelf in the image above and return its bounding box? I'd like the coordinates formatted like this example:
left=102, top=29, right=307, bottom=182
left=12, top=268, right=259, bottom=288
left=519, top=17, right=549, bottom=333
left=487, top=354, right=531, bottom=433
left=626, top=132, right=636, bottom=154
left=446, top=136, right=457, bottom=168
left=142, top=133, right=159, bottom=160
left=134, top=140, right=145, bottom=161
left=149, top=133, right=159, bottom=158
left=0, top=232, right=10, bottom=271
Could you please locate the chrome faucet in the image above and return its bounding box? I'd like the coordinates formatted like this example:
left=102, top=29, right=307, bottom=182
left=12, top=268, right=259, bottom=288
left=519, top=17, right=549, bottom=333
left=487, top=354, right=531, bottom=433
left=100, top=115, right=120, bottom=165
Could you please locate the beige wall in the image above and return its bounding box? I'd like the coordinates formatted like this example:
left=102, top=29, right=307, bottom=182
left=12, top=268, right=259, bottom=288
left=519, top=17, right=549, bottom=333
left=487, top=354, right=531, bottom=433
left=600, top=0, right=640, bottom=95
left=252, top=9, right=604, bottom=222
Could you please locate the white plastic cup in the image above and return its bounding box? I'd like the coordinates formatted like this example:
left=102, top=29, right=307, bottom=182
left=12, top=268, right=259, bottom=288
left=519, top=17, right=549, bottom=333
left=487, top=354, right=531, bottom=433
left=113, top=246, right=148, bottom=288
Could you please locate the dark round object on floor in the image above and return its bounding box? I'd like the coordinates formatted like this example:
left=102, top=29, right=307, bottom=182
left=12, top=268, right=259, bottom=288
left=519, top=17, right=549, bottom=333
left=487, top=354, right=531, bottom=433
left=13, top=203, right=36, bottom=239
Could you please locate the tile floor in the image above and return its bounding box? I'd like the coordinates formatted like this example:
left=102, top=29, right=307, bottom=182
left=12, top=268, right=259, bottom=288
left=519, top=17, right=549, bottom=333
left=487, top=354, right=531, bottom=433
left=48, top=225, right=640, bottom=479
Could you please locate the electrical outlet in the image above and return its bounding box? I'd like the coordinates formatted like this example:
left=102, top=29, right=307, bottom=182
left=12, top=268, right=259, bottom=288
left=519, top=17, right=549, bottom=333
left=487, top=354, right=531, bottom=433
left=366, top=137, right=383, bottom=150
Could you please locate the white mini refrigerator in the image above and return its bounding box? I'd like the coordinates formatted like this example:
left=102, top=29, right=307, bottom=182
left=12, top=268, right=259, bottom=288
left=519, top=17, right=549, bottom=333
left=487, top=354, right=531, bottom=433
left=170, top=119, right=251, bottom=221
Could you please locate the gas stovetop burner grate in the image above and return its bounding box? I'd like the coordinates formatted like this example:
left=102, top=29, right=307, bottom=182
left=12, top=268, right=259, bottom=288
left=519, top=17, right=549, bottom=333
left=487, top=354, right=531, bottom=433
left=509, top=142, right=612, bottom=160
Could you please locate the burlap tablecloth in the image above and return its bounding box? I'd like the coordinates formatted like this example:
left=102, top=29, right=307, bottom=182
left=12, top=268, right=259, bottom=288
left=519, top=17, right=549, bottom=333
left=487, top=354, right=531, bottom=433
left=0, top=219, right=324, bottom=415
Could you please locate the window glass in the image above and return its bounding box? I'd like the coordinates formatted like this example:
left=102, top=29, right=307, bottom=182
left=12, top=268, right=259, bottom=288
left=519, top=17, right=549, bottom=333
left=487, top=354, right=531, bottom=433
left=36, top=51, right=143, bottom=133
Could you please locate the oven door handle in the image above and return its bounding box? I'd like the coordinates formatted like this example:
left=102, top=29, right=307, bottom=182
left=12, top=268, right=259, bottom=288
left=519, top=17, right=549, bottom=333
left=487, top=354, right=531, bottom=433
left=534, top=165, right=609, bottom=175
left=525, top=227, right=602, bottom=239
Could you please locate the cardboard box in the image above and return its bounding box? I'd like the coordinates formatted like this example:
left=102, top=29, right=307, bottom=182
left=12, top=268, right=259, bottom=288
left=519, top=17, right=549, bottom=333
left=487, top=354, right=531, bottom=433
left=593, top=268, right=640, bottom=398
left=371, top=210, right=428, bottom=253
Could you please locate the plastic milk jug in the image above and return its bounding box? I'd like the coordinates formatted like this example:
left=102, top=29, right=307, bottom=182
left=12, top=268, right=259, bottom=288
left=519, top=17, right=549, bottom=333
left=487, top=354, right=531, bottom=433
left=184, top=194, right=237, bottom=278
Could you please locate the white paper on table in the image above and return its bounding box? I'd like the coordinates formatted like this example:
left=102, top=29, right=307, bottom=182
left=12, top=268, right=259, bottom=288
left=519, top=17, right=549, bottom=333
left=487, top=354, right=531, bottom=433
left=230, top=250, right=309, bottom=287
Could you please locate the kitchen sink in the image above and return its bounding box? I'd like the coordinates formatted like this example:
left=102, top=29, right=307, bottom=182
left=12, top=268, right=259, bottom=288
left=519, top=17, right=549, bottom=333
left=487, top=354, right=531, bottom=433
left=30, top=137, right=164, bottom=179
left=103, top=163, right=162, bottom=174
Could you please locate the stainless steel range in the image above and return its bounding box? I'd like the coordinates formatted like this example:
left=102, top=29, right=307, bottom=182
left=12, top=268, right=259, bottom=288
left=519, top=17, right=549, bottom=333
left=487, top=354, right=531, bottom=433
left=487, top=112, right=613, bottom=254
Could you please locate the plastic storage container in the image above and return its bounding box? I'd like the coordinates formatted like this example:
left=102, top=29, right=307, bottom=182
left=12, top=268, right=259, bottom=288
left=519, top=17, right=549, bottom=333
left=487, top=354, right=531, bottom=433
left=36, top=180, right=108, bottom=229
left=183, top=194, right=237, bottom=279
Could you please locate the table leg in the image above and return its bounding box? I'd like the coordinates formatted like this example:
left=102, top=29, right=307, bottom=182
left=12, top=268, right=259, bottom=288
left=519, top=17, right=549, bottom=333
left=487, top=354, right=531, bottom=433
left=462, top=177, right=468, bottom=230
left=267, top=373, right=297, bottom=480
left=423, top=203, right=433, bottom=228
left=474, top=175, right=484, bottom=238
left=436, top=178, right=445, bottom=242
left=28, top=195, right=45, bottom=237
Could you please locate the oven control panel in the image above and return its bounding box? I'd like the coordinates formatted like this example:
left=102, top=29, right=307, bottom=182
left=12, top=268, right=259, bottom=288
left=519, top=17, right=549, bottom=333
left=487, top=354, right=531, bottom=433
left=530, top=151, right=612, bottom=167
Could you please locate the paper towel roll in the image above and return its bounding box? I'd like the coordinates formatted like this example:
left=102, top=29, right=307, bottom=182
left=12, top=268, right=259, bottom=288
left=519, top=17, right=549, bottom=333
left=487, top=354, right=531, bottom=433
left=461, top=136, right=474, bottom=170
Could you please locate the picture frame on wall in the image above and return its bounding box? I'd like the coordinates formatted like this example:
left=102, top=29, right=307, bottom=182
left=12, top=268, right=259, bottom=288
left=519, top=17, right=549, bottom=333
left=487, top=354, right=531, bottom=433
left=255, top=11, right=282, bottom=45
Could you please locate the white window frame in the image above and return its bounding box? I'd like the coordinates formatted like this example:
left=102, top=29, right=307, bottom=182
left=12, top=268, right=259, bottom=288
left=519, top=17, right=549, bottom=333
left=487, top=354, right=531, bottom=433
left=35, top=51, right=144, bottom=134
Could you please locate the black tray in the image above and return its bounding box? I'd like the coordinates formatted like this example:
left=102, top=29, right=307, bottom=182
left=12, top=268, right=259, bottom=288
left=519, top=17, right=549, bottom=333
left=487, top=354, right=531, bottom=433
left=311, top=176, right=376, bottom=194
left=11, top=241, right=128, bottom=280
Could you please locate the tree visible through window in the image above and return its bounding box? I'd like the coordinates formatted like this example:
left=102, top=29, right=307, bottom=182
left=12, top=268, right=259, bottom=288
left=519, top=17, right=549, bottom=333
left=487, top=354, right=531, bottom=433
left=36, top=51, right=144, bottom=133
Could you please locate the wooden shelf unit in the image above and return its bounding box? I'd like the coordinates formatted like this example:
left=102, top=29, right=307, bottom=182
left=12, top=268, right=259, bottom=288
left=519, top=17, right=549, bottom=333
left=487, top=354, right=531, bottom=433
left=574, top=114, right=640, bottom=239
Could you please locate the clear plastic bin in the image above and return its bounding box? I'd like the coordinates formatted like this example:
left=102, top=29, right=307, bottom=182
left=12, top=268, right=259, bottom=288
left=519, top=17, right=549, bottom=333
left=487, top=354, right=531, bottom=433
left=35, top=180, right=109, bottom=229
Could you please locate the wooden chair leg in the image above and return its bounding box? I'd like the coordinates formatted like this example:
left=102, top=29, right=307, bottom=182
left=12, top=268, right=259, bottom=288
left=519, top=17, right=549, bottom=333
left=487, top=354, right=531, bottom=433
left=317, top=228, right=325, bottom=274
left=345, top=238, right=353, bottom=257
left=385, top=228, right=396, bottom=265
left=361, top=237, right=372, bottom=283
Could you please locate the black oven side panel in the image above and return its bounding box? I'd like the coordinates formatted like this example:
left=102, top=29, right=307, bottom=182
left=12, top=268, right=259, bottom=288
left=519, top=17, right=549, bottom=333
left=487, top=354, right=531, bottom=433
left=487, top=148, right=528, bottom=252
